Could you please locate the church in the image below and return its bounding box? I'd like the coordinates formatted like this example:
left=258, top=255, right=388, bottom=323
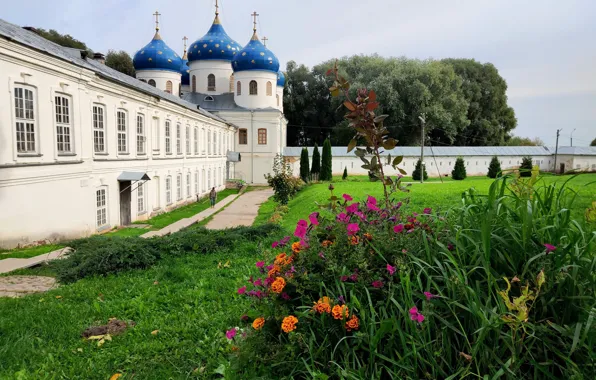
left=0, top=4, right=286, bottom=248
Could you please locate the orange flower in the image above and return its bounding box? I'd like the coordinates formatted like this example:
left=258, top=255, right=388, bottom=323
left=231, top=346, right=239, bottom=351
left=281, top=315, right=298, bottom=333
left=274, top=253, right=288, bottom=266
left=345, top=315, right=359, bottom=331
left=363, top=232, right=373, bottom=241
left=291, top=242, right=302, bottom=254
left=268, top=265, right=282, bottom=277
left=252, top=317, right=265, bottom=330
left=321, top=240, right=334, bottom=248
left=312, top=296, right=332, bottom=314
left=270, top=277, right=286, bottom=293
left=332, top=304, right=349, bottom=320
left=349, top=235, right=360, bottom=245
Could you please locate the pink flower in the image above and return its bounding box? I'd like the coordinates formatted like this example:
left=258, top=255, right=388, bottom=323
left=264, top=277, right=273, bottom=286
left=354, top=211, right=366, bottom=221
left=343, top=194, right=353, bottom=201
left=347, top=223, right=360, bottom=236
left=423, top=291, right=435, bottom=301
left=409, top=306, right=419, bottom=316
left=281, top=292, right=290, bottom=300
left=336, top=212, right=349, bottom=223
left=415, top=313, right=425, bottom=323
left=271, top=241, right=279, bottom=248
left=544, top=243, right=556, bottom=253
left=423, top=208, right=432, bottom=215
left=240, top=314, right=249, bottom=322
left=309, top=212, right=319, bottom=226
left=409, top=306, right=425, bottom=323
left=350, top=273, right=358, bottom=282
left=393, top=224, right=404, bottom=233
left=346, top=202, right=359, bottom=214
left=237, top=286, right=246, bottom=295
left=447, top=244, right=454, bottom=251
left=340, top=275, right=349, bottom=282
left=256, top=261, right=264, bottom=268
left=386, top=264, right=396, bottom=275
left=372, top=280, right=384, bottom=288
left=367, top=196, right=377, bottom=206
left=297, top=219, right=308, bottom=227
left=253, top=278, right=263, bottom=287
left=294, top=225, right=307, bottom=238
left=225, top=328, right=237, bottom=340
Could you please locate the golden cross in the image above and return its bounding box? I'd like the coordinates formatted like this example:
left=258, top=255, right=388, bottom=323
left=153, top=10, right=161, bottom=31
left=251, top=11, right=259, bottom=32
left=261, top=36, right=268, bottom=47
left=182, top=36, right=188, bottom=51
left=215, top=0, right=219, bottom=16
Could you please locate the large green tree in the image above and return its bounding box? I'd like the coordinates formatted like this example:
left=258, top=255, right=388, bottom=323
left=105, top=50, right=136, bottom=77
left=299, top=148, right=310, bottom=182
left=590, top=138, right=596, bottom=146
left=32, top=28, right=91, bottom=52
left=310, top=144, right=321, bottom=181
left=505, top=136, right=544, bottom=146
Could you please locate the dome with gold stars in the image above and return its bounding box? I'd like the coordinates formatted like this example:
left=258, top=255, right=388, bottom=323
left=133, top=32, right=182, bottom=73
left=232, top=32, right=280, bottom=73
left=187, top=15, right=242, bottom=62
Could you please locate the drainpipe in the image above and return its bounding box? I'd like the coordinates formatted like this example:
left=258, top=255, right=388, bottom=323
left=250, top=110, right=254, bottom=184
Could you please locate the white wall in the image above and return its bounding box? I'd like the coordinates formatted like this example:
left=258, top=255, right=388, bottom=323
left=0, top=37, right=230, bottom=248
left=233, top=71, right=278, bottom=109
left=136, top=70, right=181, bottom=95
left=188, top=60, right=233, bottom=94
left=276, top=85, right=284, bottom=112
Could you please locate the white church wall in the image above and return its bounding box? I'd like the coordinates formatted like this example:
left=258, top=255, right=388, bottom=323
left=233, top=71, right=278, bottom=109
left=188, top=60, right=233, bottom=94
left=276, top=86, right=284, bottom=112
left=135, top=70, right=181, bottom=95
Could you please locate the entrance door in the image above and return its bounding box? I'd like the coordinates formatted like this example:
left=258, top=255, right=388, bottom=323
left=119, top=181, right=131, bottom=226
left=559, top=163, right=565, bottom=174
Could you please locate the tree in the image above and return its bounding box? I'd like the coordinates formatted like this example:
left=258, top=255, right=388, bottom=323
left=452, top=157, right=467, bottom=180
left=505, top=135, right=544, bottom=146
left=299, top=148, right=310, bottom=182
left=310, top=144, right=321, bottom=181
left=320, top=139, right=333, bottom=181
left=591, top=138, right=596, bottom=146
left=105, top=50, right=136, bottom=77
left=412, top=159, right=428, bottom=181
left=487, top=156, right=502, bottom=178
left=342, top=167, right=348, bottom=180
left=520, top=156, right=533, bottom=177
left=32, top=27, right=91, bottom=52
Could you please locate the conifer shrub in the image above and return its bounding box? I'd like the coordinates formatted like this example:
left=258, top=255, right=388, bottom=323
left=299, top=148, right=310, bottom=182
left=342, top=167, right=348, bottom=180
left=520, top=156, right=533, bottom=177
left=311, top=144, right=321, bottom=181
left=412, top=159, right=428, bottom=181
left=487, top=155, right=502, bottom=178
left=320, top=138, right=333, bottom=181
left=451, top=157, right=467, bottom=180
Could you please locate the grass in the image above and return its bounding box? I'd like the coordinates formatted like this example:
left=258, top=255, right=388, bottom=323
left=104, top=228, right=150, bottom=238
left=0, top=244, right=65, bottom=261
left=261, top=174, right=596, bottom=231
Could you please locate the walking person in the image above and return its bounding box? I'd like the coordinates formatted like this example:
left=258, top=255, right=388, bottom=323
left=209, top=187, right=217, bottom=208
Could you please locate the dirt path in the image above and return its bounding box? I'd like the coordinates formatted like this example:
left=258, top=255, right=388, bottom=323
left=205, top=189, right=274, bottom=230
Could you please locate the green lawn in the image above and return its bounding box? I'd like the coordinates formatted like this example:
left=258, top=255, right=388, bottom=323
left=0, top=244, right=65, bottom=261
left=262, top=174, right=596, bottom=231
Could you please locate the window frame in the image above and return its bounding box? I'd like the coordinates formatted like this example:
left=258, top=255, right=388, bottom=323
left=186, top=172, right=191, bottom=198
left=166, top=80, right=173, bottom=94
left=176, top=173, right=182, bottom=200
left=258, top=128, right=267, bottom=145
left=116, top=109, right=128, bottom=154
left=193, top=126, right=198, bottom=155
left=165, top=120, right=172, bottom=154
left=96, top=187, right=108, bottom=228
left=54, top=93, right=73, bottom=154
left=266, top=81, right=272, bottom=96
left=229, top=74, right=234, bottom=93
left=166, top=176, right=172, bottom=205
left=148, top=79, right=156, bottom=87
left=207, top=74, right=216, bottom=92
left=249, top=80, right=258, bottom=95
left=176, top=123, right=182, bottom=155
left=239, top=129, right=248, bottom=145
left=93, top=104, right=106, bottom=154
left=136, top=113, right=146, bottom=155
left=13, top=84, right=38, bottom=154
left=185, top=124, right=191, bottom=154
left=137, top=182, right=146, bottom=215
left=236, top=81, right=241, bottom=96
left=194, top=171, right=199, bottom=194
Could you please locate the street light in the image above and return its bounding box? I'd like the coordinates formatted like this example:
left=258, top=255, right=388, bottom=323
left=570, top=128, right=576, bottom=147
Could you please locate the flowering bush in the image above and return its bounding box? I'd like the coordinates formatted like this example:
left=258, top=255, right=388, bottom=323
left=228, top=178, right=595, bottom=378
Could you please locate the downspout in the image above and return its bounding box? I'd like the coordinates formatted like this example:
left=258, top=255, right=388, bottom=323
left=251, top=110, right=254, bottom=184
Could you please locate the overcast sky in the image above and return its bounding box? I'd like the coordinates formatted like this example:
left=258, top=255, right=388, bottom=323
left=4, top=0, right=595, bottom=146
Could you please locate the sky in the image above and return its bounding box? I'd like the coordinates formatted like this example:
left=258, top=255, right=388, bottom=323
left=3, top=0, right=595, bottom=146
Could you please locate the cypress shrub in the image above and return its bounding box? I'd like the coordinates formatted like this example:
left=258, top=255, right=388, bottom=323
left=342, top=167, right=348, bottom=180
left=320, top=138, right=332, bottom=181
left=412, top=159, right=428, bottom=181
left=299, top=147, right=310, bottom=182
left=311, top=144, right=321, bottom=181
left=452, top=157, right=467, bottom=180
left=487, top=156, right=502, bottom=178
left=520, top=156, right=533, bottom=177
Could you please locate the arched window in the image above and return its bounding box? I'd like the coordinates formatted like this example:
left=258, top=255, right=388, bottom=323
left=249, top=80, right=258, bottom=95
left=276, top=94, right=279, bottom=106
left=140, top=79, right=147, bottom=83
left=229, top=74, right=234, bottom=92
left=236, top=81, right=242, bottom=96
left=148, top=79, right=156, bottom=87
left=207, top=74, right=215, bottom=91
left=258, top=128, right=267, bottom=145
left=266, top=81, right=272, bottom=96
left=165, top=80, right=173, bottom=94
left=192, top=75, right=196, bottom=92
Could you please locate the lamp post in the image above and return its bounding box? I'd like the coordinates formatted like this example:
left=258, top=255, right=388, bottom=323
left=570, top=128, right=576, bottom=147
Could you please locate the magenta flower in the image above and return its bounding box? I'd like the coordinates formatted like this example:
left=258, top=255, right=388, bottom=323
left=297, top=219, right=308, bottom=227
left=241, top=314, right=249, bottom=322
left=367, top=196, right=377, bottom=206
left=372, top=280, right=384, bottom=288
left=544, top=243, right=556, bottom=253
left=409, top=306, right=425, bottom=323
left=264, top=277, right=273, bottom=286
left=423, top=291, right=435, bottom=301
left=294, top=225, right=307, bottom=238
left=253, top=278, right=263, bottom=287
left=387, top=264, right=396, bottom=275
left=354, top=211, right=366, bottom=221
left=343, top=194, right=353, bottom=201
left=350, top=273, right=358, bottom=282
left=271, top=241, right=279, bottom=248
left=281, top=292, right=290, bottom=300
left=225, top=328, right=237, bottom=340
left=336, top=212, right=349, bottom=223
left=256, top=261, right=264, bottom=268
left=346, top=202, right=359, bottom=214
left=423, top=207, right=432, bottom=215
left=393, top=224, right=405, bottom=233
left=237, top=286, right=246, bottom=295
left=318, top=252, right=326, bottom=260
left=447, top=243, right=454, bottom=251
left=347, top=223, right=360, bottom=236
left=340, top=275, right=349, bottom=282
left=309, top=212, right=320, bottom=226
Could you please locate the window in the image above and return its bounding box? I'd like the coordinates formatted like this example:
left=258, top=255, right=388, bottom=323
left=117, top=110, right=127, bottom=153
left=202, top=128, right=206, bottom=154
left=54, top=95, right=72, bottom=153
left=208, top=169, right=211, bottom=188
left=166, top=176, right=172, bottom=204
left=191, top=75, right=197, bottom=92
left=249, top=80, right=258, bottom=95
left=93, top=105, right=105, bottom=153
left=186, top=172, right=191, bottom=198
left=137, top=183, right=145, bottom=214
left=276, top=94, right=279, bottom=106
left=202, top=169, right=206, bottom=192
left=204, top=96, right=214, bottom=101
left=165, top=120, right=172, bottom=154
left=258, top=128, right=267, bottom=144
left=176, top=123, right=182, bottom=154
left=140, top=79, right=147, bottom=83
left=208, top=130, right=211, bottom=155
left=229, top=74, right=234, bottom=92
left=266, top=81, right=272, bottom=96
left=166, top=80, right=173, bottom=94
left=148, top=79, right=156, bottom=87
left=96, top=188, right=107, bottom=227
left=237, top=81, right=241, bottom=95
left=186, top=125, right=190, bottom=154
left=194, top=172, right=199, bottom=194
left=194, top=127, right=198, bottom=154
left=14, top=86, right=37, bottom=153
left=208, top=74, right=215, bottom=91
left=239, top=129, right=248, bottom=145
left=176, top=174, right=182, bottom=200
left=136, top=114, right=145, bottom=154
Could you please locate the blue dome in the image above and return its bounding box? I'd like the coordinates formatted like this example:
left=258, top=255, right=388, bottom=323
left=277, top=71, right=285, bottom=87
left=232, top=34, right=280, bottom=73
left=187, top=16, right=242, bottom=62
left=133, top=32, right=182, bottom=73
left=180, top=53, right=190, bottom=85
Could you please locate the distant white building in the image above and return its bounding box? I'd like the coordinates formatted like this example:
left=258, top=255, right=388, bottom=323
left=284, top=146, right=596, bottom=177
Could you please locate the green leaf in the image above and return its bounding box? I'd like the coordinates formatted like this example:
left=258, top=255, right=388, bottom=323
left=393, top=155, right=403, bottom=166
left=398, top=167, right=407, bottom=175
left=354, top=148, right=366, bottom=158
left=347, top=139, right=357, bottom=153
left=330, top=88, right=340, bottom=97
left=386, top=153, right=391, bottom=165
left=371, top=156, right=378, bottom=168
left=361, top=165, right=371, bottom=170
left=383, top=138, right=397, bottom=150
